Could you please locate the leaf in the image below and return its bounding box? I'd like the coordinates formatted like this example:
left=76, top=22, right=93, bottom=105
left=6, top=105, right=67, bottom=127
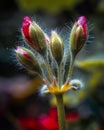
left=16, top=0, right=81, bottom=13
left=75, top=59, right=104, bottom=73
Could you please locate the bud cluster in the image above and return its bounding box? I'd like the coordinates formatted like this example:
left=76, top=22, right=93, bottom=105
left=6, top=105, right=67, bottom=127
left=15, top=16, right=87, bottom=95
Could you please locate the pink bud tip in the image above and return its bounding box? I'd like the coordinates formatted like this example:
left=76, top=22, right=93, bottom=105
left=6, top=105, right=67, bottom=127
left=77, top=16, right=87, bottom=26
left=45, top=33, right=50, bottom=45
left=77, top=16, right=87, bottom=39
left=15, top=46, right=20, bottom=52
left=15, top=46, right=30, bottom=60
left=22, top=16, right=31, bottom=38
left=23, top=16, right=31, bottom=23
left=15, top=46, right=26, bottom=55
left=51, top=30, right=57, bottom=35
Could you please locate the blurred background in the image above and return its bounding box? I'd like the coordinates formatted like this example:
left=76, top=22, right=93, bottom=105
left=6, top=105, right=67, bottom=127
left=0, top=0, right=104, bottom=130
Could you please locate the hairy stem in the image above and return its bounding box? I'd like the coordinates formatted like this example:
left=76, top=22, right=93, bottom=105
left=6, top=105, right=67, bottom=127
left=42, top=53, right=54, bottom=82
left=67, top=52, right=75, bottom=80
left=55, top=94, right=67, bottom=130
left=57, top=63, right=62, bottom=87
left=45, top=61, right=54, bottom=80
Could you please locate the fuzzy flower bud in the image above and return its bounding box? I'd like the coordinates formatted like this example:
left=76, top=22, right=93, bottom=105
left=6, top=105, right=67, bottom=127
left=70, top=16, right=87, bottom=57
left=15, top=46, right=41, bottom=74
left=22, top=16, right=47, bottom=55
left=50, top=31, right=64, bottom=65
left=70, top=79, right=83, bottom=90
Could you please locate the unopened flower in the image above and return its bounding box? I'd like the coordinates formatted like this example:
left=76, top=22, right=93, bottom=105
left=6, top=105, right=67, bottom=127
left=15, top=16, right=89, bottom=130
left=70, top=79, right=83, bottom=90
left=22, top=16, right=47, bottom=55
left=70, top=16, right=87, bottom=57
left=50, top=31, right=64, bottom=65
left=16, top=16, right=87, bottom=95
left=15, top=46, right=41, bottom=74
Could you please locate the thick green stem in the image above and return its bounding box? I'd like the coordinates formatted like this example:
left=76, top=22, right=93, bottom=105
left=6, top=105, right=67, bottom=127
left=55, top=94, right=67, bottom=130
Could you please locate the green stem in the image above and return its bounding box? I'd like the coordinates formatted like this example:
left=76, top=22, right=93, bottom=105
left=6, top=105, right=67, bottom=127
left=57, top=63, right=62, bottom=87
left=67, top=52, right=75, bottom=79
left=43, top=55, right=54, bottom=82
left=55, top=94, right=67, bottom=130
left=45, top=61, right=54, bottom=80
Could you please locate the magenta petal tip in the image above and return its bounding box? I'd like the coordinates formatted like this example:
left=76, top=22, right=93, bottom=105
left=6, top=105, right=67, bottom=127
left=77, top=16, right=87, bottom=26
left=23, top=16, right=31, bottom=23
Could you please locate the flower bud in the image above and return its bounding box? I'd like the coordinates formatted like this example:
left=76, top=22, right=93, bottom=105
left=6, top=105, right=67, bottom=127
left=22, top=16, right=47, bottom=55
left=70, top=79, right=83, bottom=90
left=15, top=46, right=41, bottom=74
left=70, top=16, right=87, bottom=57
left=50, top=31, right=64, bottom=64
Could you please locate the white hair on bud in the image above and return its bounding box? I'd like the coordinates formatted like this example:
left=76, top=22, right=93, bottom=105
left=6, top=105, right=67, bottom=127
left=10, top=48, right=26, bottom=72
left=85, top=21, right=94, bottom=45
left=70, top=79, right=83, bottom=90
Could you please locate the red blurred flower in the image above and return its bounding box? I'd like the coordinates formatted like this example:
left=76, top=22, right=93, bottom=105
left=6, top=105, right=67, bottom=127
left=18, top=117, right=39, bottom=130
left=98, top=127, right=104, bottom=130
left=18, top=107, right=79, bottom=130
left=39, top=107, right=58, bottom=130
left=66, top=112, right=79, bottom=123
